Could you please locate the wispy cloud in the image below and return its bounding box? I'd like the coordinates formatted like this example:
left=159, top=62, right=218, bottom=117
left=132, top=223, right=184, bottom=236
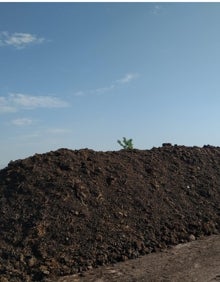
left=116, top=73, right=139, bottom=84
left=0, top=93, right=69, bottom=113
left=75, top=72, right=139, bottom=97
left=11, top=118, right=33, bottom=126
left=90, top=84, right=115, bottom=95
left=151, top=5, right=163, bottom=15
left=9, top=93, right=69, bottom=109
left=0, top=31, right=45, bottom=49
left=0, top=97, right=16, bottom=113
left=74, top=91, right=85, bottom=97
left=47, top=128, right=72, bottom=134
left=17, top=128, right=72, bottom=142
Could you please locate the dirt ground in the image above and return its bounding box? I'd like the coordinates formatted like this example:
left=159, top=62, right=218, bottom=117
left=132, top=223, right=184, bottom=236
left=0, top=144, right=220, bottom=281
left=53, top=234, right=220, bottom=282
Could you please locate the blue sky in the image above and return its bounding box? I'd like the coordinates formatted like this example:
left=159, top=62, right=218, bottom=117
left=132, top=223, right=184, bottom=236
left=1, top=2, right=220, bottom=167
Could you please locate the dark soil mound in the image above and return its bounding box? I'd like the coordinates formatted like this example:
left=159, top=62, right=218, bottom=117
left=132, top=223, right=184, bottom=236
left=0, top=145, right=220, bottom=281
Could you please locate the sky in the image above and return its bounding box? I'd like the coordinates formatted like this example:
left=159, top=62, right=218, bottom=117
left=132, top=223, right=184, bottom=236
left=1, top=2, right=220, bottom=168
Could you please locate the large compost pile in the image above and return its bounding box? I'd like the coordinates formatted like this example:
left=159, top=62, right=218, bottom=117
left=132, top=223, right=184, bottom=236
left=0, top=144, right=219, bottom=281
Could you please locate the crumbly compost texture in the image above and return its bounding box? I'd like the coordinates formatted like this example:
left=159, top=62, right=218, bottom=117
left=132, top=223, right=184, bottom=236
left=0, top=145, right=220, bottom=281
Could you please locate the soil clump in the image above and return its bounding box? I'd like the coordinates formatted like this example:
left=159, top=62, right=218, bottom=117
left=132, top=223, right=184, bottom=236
left=0, top=144, right=220, bottom=281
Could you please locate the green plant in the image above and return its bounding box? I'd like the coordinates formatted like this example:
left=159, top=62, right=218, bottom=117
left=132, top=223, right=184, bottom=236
left=117, top=137, right=134, bottom=150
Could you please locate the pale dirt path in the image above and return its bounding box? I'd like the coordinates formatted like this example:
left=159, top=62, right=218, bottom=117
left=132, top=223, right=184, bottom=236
left=50, top=235, right=220, bottom=282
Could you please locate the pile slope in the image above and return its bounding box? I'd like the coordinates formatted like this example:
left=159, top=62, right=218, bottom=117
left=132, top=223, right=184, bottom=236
left=0, top=145, right=220, bottom=281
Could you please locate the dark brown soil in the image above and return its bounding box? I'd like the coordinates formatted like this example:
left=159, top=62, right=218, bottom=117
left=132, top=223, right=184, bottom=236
left=0, top=144, right=220, bottom=281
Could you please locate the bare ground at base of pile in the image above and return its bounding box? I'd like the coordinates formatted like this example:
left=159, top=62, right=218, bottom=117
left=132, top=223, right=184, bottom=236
left=0, top=144, right=220, bottom=281
left=52, top=234, right=220, bottom=282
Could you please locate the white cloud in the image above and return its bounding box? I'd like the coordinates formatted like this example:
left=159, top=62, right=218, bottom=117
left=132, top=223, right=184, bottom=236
left=90, top=84, right=115, bottom=95
left=152, top=5, right=162, bottom=15
left=75, top=73, right=139, bottom=97
left=11, top=118, right=33, bottom=126
left=74, top=91, right=85, bottom=97
left=9, top=93, right=69, bottom=109
left=0, top=97, right=16, bottom=113
left=47, top=128, right=71, bottom=134
left=116, top=73, right=139, bottom=84
left=0, top=93, right=69, bottom=113
left=0, top=31, right=45, bottom=49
